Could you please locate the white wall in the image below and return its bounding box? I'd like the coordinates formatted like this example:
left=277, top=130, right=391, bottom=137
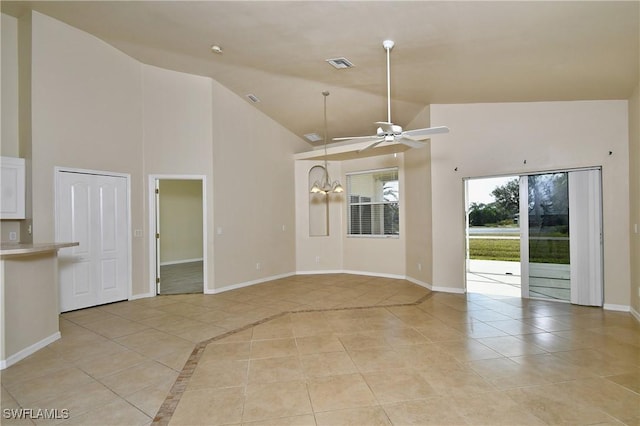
left=431, top=101, right=631, bottom=306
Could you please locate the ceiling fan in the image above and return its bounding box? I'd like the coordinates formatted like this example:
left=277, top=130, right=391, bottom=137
left=334, top=40, right=449, bottom=152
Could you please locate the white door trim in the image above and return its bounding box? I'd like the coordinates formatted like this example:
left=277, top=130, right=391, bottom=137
left=54, top=167, right=133, bottom=305
left=148, top=174, right=208, bottom=296
left=519, top=175, right=530, bottom=299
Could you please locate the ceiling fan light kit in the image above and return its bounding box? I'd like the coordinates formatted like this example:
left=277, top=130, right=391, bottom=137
left=310, top=91, right=344, bottom=195
left=333, top=40, right=449, bottom=152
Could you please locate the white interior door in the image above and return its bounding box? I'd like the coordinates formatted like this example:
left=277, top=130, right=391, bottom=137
left=57, top=171, right=129, bottom=312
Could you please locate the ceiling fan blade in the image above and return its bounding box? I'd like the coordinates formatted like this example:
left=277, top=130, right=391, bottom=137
left=402, top=126, right=450, bottom=141
left=357, top=138, right=385, bottom=153
left=398, top=137, right=427, bottom=149
left=333, top=135, right=379, bottom=142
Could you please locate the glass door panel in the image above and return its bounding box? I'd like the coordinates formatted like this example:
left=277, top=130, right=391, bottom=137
left=527, top=172, right=570, bottom=301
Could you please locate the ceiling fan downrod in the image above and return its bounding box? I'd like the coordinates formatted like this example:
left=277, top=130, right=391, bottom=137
left=383, top=40, right=394, bottom=124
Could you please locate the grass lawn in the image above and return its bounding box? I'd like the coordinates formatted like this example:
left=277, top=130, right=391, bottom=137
left=469, top=238, right=570, bottom=264
left=469, top=239, right=520, bottom=262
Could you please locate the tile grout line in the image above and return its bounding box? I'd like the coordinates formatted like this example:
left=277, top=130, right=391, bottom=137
left=151, top=291, right=434, bottom=425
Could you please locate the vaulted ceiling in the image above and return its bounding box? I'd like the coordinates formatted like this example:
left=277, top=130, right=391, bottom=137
left=3, top=1, right=639, bottom=147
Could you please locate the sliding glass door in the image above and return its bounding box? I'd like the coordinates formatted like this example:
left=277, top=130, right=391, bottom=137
left=523, top=172, right=571, bottom=301
left=519, top=169, right=603, bottom=306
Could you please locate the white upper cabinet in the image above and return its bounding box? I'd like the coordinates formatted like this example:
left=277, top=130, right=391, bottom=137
left=1, top=156, right=26, bottom=219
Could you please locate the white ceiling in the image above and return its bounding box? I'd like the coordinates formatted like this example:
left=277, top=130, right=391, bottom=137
left=3, top=1, right=639, bottom=147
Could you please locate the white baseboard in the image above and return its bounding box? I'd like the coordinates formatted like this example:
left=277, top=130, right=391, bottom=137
left=160, top=258, right=203, bottom=266
left=603, top=303, right=630, bottom=312
left=630, top=307, right=640, bottom=323
left=432, top=285, right=465, bottom=294
left=129, top=292, right=154, bottom=301
left=404, top=276, right=466, bottom=294
left=296, top=270, right=345, bottom=275
left=1, top=332, right=61, bottom=370
left=405, top=276, right=432, bottom=290
left=207, top=272, right=296, bottom=295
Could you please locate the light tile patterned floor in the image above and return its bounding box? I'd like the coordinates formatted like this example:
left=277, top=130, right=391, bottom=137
left=159, top=262, right=203, bottom=295
left=1, top=274, right=639, bottom=425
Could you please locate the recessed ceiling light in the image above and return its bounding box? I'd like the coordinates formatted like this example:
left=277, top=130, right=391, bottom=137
left=326, top=57, right=354, bottom=69
left=304, top=133, right=322, bottom=142
left=210, top=45, right=223, bottom=54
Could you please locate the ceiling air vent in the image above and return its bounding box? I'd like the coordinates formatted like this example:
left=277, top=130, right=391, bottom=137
left=326, top=57, right=354, bottom=69
left=304, top=133, right=322, bottom=142
left=246, top=93, right=261, bottom=103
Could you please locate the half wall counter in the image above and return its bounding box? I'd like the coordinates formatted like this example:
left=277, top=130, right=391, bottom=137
left=0, top=242, right=78, bottom=369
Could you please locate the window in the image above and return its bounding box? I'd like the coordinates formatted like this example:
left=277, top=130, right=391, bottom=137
left=347, top=168, right=399, bottom=236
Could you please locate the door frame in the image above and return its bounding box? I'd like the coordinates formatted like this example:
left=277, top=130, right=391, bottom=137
left=54, top=167, right=133, bottom=304
left=147, top=174, right=208, bottom=296
left=463, top=174, right=521, bottom=296
left=463, top=166, right=604, bottom=304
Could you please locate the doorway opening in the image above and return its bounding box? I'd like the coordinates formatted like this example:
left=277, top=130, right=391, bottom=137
left=465, top=175, right=521, bottom=297
left=465, top=168, right=603, bottom=307
left=149, top=175, right=207, bottom=295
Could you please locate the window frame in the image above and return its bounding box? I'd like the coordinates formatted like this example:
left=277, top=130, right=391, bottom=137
left=346, top=167, right=400, bottom=238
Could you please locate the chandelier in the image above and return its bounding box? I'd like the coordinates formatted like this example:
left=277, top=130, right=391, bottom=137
left=310, top=91, right=343, bottom=194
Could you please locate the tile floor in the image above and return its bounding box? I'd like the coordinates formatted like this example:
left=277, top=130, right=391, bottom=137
left=1, top=274, right=639, bottom=425
left=159, top=262, right=204, bottom=295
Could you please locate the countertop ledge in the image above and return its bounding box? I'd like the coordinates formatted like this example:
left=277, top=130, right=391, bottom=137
left=0, top=242, right=79, bottom=257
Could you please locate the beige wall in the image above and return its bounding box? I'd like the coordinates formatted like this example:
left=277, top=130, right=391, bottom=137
left=404, top=106, right=433, bottom=285
left=295, top=160, right=344, bottom=272
left=211, top=79, right=308, bottom=290
left=431, top=101, right=631, bottom=306
left=2, top=14, right=19, bottom=157
left=29, top=11, right=146, bottom=294
left=296, top=154, right=408, bottom=277
left=159, top=180, right=204, bottom=264
left=17, top=11, right=308, bottom=297
left=141, top=64, right=213, bottom=294
left=1, top=14, right=22, bottom=243
left=629, top=83, right=640, bottom=316
left=17, top=12, right=32, bottom=244
left=1, top=253, right=59, bottom=362
left=342, top=154, right=406, bottom=276
left=10, top=11, right=638, bottom=312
